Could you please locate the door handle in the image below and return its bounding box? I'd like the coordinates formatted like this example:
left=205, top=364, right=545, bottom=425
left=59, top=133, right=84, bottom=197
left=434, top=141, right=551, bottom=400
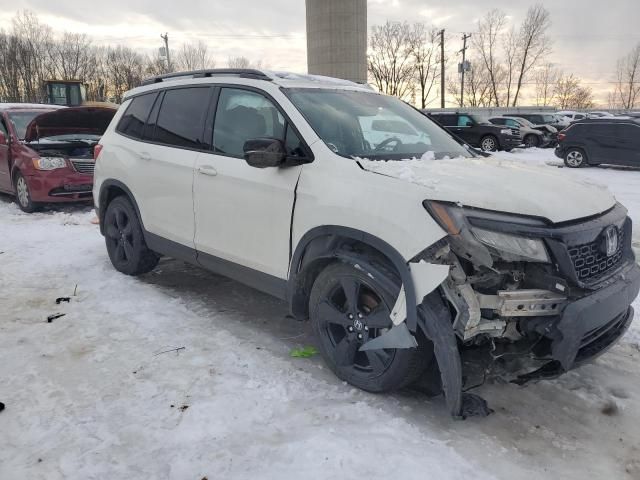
left=139, top=152, right=151, bottom=161
left=197, top=165, right=218, bottom=176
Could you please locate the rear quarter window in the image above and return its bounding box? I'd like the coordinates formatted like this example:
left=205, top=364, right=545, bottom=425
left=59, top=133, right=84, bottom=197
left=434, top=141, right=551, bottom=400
left=117, top=92, right=158, bottom=139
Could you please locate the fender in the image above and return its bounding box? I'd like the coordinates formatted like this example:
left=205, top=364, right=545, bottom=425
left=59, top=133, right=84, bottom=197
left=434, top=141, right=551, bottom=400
left=97, top=179, right=145, bottom=236
left=288, top=226, right=448, bottom=332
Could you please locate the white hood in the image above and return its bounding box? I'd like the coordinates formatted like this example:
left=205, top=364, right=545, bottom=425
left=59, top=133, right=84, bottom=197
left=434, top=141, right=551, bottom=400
left=358, top=156, right=616, bottom=224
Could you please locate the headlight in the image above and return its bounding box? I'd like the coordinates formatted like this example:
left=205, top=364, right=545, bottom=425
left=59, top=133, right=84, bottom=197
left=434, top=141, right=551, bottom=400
left=32, top=157, right=67, bottom=170
left=500, top=129, right=512, bottom=135
left=424, top=201, right=550, bottom=263
left=472, top=227, right=549, bottom=262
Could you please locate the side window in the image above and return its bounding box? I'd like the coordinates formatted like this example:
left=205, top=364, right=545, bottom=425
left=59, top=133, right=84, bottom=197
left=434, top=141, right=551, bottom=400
left=492, top=118, right=505, bottom=125
left=436, top=115, right=456, bottom=126
left=153, top=87, right=211, bottom=149
left=0, top=118, right=7, bottom=136
left=213, top=88, right=286, bottom=158
left=117, top=92, right=158, bottom=139
left=457, top=115, right=472, bottom=126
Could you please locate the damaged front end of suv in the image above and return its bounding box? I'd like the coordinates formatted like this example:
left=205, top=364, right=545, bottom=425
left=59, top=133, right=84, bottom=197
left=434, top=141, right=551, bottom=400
left=418, top=200, right=640, bottom=417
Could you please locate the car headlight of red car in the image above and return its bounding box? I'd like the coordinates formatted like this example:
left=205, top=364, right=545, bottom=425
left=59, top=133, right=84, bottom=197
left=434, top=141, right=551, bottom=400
left=32, top=157, right=68, bottom=171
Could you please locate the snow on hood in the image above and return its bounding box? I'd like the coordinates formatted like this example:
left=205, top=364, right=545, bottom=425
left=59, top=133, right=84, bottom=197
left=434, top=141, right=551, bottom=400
left=24, top=106, right=116, bottom=142
left=357, top=153, right=616, bottom=224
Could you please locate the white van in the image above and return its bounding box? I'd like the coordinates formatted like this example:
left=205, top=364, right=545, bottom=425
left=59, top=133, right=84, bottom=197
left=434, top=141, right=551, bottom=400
left=93, top=70, right=639, bottom=418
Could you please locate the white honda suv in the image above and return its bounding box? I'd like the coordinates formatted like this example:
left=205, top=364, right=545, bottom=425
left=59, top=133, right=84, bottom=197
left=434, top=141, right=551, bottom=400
left=94, top=69, right=639, bottom=418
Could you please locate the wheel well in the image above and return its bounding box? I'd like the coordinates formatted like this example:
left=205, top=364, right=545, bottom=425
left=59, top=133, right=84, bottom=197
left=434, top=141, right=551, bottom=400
left=289, top=235, right=400, bottom=321
left=98, top=183, right=137, bottom=234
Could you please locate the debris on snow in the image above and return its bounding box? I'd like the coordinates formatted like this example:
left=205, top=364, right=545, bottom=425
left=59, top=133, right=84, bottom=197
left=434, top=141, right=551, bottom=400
left=46, top=313, right=66, bottom=323
left=55, top=297, right=71, bottom=304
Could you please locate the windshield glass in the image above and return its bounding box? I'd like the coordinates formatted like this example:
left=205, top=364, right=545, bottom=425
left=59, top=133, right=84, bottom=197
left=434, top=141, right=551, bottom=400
left=286, top=89, right=471, bottom=160
left=7, top=110, right=54, bottom=140
left=542, top=114, right=556, bottom=123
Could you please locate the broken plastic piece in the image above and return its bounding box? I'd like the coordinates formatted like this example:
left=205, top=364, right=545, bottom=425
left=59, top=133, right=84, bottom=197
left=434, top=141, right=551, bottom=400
left=459, top=393, right=493, bottom=419
left=55, top=297, right=71, bottom=304
left=359, top=323, right=418, bottom=351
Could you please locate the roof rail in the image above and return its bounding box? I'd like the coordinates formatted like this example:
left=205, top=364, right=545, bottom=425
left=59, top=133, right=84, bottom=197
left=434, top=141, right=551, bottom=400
left=140, top=69, right=272, bottom=86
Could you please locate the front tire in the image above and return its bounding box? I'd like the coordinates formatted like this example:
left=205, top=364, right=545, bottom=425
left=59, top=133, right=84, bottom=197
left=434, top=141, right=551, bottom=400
left=309, top=262, right=428, bottom=393
left=564, top=148, right=587, bottom=168
left=524, top=134, right=540, bottom=148
left=480, top=135, right=498, bottom=152
left=14, top=172, right=38, bottom=213
left=104, top=196, right=159, bottom=275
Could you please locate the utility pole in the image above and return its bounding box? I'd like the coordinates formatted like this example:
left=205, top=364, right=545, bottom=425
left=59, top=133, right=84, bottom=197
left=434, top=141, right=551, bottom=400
left=160, top=33, right=171, bottom=72
left=439, top=29, right=445, bottom=108
left=459, top=33, right=471, bottom=107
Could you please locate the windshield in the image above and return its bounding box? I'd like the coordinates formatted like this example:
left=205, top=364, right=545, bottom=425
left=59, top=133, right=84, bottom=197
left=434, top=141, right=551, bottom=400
left=7, top=110, right=54, bottom=140
left=286, top=89, right=471, bottom=160
left=542, top=114, right=557, bottom=123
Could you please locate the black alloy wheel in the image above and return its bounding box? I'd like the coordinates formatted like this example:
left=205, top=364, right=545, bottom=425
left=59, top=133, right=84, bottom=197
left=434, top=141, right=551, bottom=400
left=310, top=262, right=428, bottom=393
left=104, top=196, right=159, bottom=275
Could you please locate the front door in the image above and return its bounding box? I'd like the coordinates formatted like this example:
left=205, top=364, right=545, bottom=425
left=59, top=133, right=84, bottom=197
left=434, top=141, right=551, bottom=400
left=452, top=114, right=476, bottom=145
left=193, top=87, right=306, bottom=287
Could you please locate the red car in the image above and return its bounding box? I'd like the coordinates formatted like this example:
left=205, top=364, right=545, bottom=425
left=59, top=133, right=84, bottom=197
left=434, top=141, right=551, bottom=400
left=0, top=104, right=116, bottom=212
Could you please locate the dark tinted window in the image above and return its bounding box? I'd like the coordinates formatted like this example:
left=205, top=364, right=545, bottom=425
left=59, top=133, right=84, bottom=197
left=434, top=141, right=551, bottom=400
left=491, top=118, right=506, bottom=125
left=117, top=93, right=157, bottom=139
left=142, top=91, right=163, bottom=140
left=153, top=87, right=210, bottom=149
left=213, top=88, right=285, bottom=158
left=434, top=114, right=456, bottom=126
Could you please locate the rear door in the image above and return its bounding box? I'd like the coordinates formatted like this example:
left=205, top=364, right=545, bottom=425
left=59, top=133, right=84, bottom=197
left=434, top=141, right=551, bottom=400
left=122, top=87, right=212, bottom=249
left=193, top=86, right=307, bottom=288
left=611, top=124, right=640, bottom=166
left=0, top=116, right=10, bottom=191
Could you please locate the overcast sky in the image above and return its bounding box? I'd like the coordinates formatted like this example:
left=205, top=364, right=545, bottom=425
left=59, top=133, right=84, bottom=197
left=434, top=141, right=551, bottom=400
left=1, top=0, right=638, bottom=103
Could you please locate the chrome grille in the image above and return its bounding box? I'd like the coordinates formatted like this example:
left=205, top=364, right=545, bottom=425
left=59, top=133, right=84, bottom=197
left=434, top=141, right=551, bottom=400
left=71, top=160, right=95, bottom=175
left=568, top=228, right=624, bottom=282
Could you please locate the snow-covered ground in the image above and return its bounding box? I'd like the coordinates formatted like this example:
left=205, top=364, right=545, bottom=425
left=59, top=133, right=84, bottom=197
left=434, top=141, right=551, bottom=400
left=1, top=148, right=639, bottom=480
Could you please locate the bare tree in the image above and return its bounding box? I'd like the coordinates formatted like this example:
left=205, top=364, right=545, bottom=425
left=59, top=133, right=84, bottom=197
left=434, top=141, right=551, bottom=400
left=554, top=73, right=594, bottom=109
left=511, top=4, right=552, bottom=106
left=177, top=40, right=214, bottom=71
left=368, top=21, right=416, bottom=101
left=227, top=56, right=251, bottom=69
left=12, top=10, right=55, bottom=102
left=50, top=32, right=94, bottom=80
left=409, top=24, right=440, bottom=109
left=0, top=31, right=22, bottom=101
left=473, top=9, right=506, bottom=106
left=612, top=43, right=640, bottom=110
left=105, top=46, right=145, bottom=103
left=534, top=62, right=560, bottom=106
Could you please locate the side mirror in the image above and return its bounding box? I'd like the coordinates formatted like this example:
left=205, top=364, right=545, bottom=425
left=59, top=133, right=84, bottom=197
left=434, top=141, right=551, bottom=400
left=243, top=138, right=287, bottom=168
left=0, top=131, right=7, bottom=146
left=466, top=121, right=474, bottom=127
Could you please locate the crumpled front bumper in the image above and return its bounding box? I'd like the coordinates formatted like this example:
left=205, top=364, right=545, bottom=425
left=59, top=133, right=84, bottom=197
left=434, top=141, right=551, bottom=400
left=551, top=261, right=640, bottom=370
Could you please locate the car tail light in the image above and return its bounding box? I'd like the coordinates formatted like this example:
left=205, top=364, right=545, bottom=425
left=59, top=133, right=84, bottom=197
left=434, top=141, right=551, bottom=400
left=94, top=144, right=104, bottom=160
left=557, top=133, right=566, bottom=142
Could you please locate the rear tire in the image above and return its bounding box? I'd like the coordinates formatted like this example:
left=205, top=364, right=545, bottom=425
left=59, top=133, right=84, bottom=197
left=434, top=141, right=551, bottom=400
left=104, top=196, right=159, bottom=275
left=480, top=135, right=498, bottom=152
left=309, top=262, right=429, bottom=393
left=564, top=148, right=587, bottom=168
left=13, top=172, right=39, bottom=213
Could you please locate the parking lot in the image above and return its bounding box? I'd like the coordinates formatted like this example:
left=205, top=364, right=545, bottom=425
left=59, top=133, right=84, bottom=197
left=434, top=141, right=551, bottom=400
left=1, top=148, right=639, bottom=480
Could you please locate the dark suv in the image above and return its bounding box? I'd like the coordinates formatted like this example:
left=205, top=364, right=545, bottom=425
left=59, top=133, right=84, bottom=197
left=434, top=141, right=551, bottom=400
left=427, top=112, right=521, bottom=152
left=555, top=119, right=640, bottom=168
